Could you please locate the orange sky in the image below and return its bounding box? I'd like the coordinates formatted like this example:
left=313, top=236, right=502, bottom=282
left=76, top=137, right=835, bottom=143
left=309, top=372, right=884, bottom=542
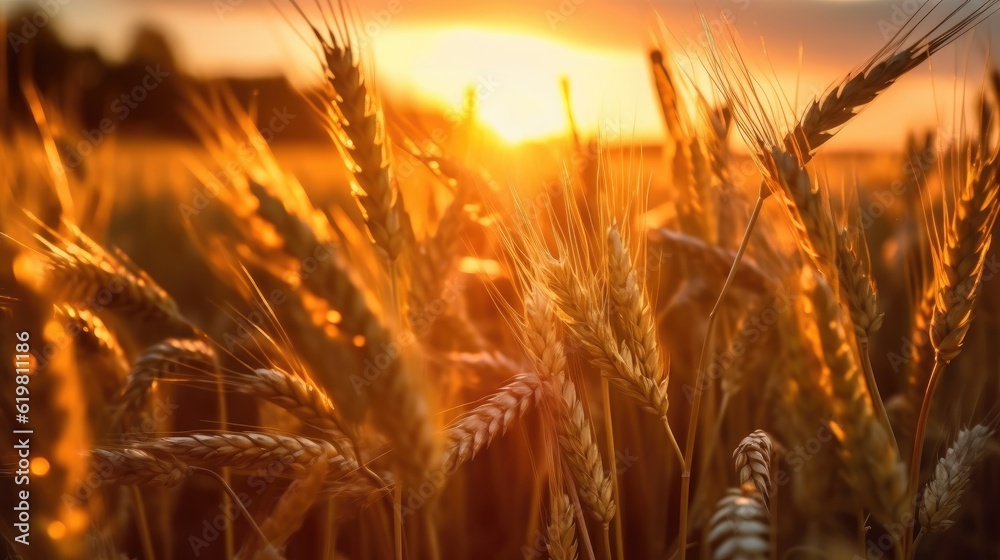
left=7, top=0, right=1000, bottom=148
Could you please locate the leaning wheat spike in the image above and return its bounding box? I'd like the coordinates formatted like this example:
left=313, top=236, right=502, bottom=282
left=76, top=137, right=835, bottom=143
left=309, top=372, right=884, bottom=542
left=554, top=372, right=616, bottom=525
left=547, top=492, right=579, bottom=560
left=902, top=284, right=936, bottom=425
left=37, top=227, right=189, bottom=331
left=408, top=191, right=470, bottom=322
left=519, top=285, right=613, bottom=523
left=918, top=425, right=994, bottom=534
left=783, top=0, right=1000, bottom=163
left=441, top=373, right=543, bottom=473
left=649, top=50, right=684, bottom=143
left=89, top=448, right=190, bottom=488
left=241, top=453, right=330, bottom=559
left=733, top=430, right=775, bottom=504
left=764, top=148, right=837, bottom=274
left=928, top=141, right=1000, bottom=363
left=240, top=252, right=371, bottom=423
left=606, top=223, right=664, bottom=388
left=119, top=338, right=216, bottom=420
left=132, top=432, right=356, bottom=477
left=57, top=305, right=128, bottom=402
left=244, top=180, right=383, bottom=342
left=836, top=228, right=884, bottom=341
left=646, top=227, right=776, bottom=295
left=238, top=368, right=354, bottom=459
left=307, top=13, right=411, bottom=261
left=804, top=270, right=907, bottom=526
left=544, top=261, right=669, bottom=419
left=708, top=483, right=769, bottom=560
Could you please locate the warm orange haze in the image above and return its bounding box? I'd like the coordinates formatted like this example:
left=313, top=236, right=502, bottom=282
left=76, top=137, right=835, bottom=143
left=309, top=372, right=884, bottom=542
left=3, top=1, right=1000, bottom=560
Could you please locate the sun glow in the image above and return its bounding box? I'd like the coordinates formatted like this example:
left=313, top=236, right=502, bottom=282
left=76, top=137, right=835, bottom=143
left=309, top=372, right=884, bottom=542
left=374, top=26, right=661, bottom=144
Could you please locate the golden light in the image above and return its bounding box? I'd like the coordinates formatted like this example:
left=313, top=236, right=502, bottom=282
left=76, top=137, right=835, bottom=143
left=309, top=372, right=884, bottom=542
left=327, top=310, right=343, bottom=324
left=30, top=458, right=50, bottom=476
left=352, top=334, right=366, bottom=348
left=47, top=521, right=66, bottom=540
left=375, top=26, right=661, bottom=144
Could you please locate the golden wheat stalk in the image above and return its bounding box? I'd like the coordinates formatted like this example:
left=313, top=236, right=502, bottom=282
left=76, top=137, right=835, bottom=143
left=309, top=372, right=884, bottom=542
left=906, top=125, right=1000, bottom=552
left=553, top=372, right=616, bottom=526
left=304, top=9, right=411, bottom=262
left=804, top=270, right=907, bottom=527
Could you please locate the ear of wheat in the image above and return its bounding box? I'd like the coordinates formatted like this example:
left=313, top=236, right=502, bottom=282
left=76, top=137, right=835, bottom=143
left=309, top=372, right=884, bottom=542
left=547, top=491, right=580, bottom=560
left=803, top=269, right=907, bottom=526
left=305, top=8, right=412, bottom=262
left=918, top=425, right=994, bottom=535
left=442, top=372, right=542, bottom=473
left=733, top=430, right=775, bottom=504
left=708, top=483, right=769, bottom=560
left=119, top=338, right=216, bottom=421
left=128, top=432, right=356, bottom=477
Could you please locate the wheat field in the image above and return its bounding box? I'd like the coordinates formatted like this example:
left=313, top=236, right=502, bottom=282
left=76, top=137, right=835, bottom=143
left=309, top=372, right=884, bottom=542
left=3, top=1, right=1000, bottom=559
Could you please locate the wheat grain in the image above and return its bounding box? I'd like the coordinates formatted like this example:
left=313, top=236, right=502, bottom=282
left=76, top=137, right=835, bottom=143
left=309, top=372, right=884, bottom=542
left=37, top=227, right=189, bottom=331
left=442, top=373, right=542, bottom=472
left=131, top=432, right=356, bottom=477
left=90, top=448, right=190, bottom=488
left=733, top=430, right=775, bottom=504
left=238, top=368, right=354, bottom=458
left=928, top=142, right=1000, bottom=363
left=119, top=338, right=216, bottom=420
left=553, top=372, right=616, bottom=525
left=646, top=227, right=776, bottom=295
left=544, top=260, right=669, bottom=420
left=547, top=492, right=579, bottom=560
left=308, top=13, right=411, bottom=261
left=708, top=483, right=769, bottom=560
left=918, top=425, right=993, bottom=535
left=836, top=229, right=884, bottom=341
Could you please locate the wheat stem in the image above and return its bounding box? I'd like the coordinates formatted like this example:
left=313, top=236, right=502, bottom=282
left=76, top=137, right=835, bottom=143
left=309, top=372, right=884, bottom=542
left=860, top=339, right=897, bottom=455
left=130, top=487, right=156, bottom=560
left=601, top=378, right=624, bottom=560
left=681, top=184, right=766, bottom=560
left=904, top=359, right=945, bottom=557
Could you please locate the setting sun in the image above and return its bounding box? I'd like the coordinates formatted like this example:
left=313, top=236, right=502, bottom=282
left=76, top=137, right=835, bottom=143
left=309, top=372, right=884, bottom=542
left=374, top=26, right=660, bottom=143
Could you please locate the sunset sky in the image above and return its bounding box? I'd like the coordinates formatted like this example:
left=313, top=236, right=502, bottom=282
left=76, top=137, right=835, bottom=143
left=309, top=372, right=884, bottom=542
left=6, top=0, right=1000, bottom=147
